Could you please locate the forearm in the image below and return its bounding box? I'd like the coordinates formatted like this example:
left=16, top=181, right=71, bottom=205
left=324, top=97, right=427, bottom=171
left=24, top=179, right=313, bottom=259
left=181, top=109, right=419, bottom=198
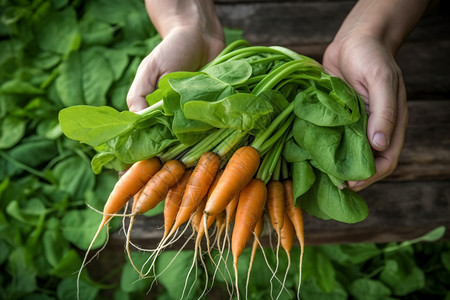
left=145, top=0, right=223, bottom=40
left=334, top=0, right=437, bottom=54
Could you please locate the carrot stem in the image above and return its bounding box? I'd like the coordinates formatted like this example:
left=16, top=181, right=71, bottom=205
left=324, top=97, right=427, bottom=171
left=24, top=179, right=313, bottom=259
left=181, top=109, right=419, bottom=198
left=181, top=128, right=233, bottom=166
left=251, top=102, right=294, bottom=152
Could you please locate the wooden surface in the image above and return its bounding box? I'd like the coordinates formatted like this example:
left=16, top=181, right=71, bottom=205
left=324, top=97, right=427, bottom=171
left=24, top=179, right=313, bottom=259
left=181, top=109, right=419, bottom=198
left=110, top=0, right=450, bottom=247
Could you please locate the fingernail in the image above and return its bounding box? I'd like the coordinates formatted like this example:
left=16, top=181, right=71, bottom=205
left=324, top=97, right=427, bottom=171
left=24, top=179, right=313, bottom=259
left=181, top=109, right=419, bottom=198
left=373, top=132, right=388, bottom=150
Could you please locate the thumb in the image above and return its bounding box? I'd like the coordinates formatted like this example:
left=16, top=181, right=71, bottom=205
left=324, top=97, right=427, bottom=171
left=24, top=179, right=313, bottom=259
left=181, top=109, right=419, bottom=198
left=365, top=77, right=399, bottom=152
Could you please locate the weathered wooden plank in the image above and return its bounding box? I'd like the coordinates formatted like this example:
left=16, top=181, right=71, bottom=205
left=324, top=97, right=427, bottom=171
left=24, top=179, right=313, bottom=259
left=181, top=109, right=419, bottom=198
left=304, top=180, right=450, bottom=245
left=390, top=100, right=450, bottom=181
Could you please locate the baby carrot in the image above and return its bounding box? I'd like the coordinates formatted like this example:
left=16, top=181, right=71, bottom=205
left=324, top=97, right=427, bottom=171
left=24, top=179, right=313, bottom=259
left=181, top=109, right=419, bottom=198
left=204, top=146, right=260, bottom=218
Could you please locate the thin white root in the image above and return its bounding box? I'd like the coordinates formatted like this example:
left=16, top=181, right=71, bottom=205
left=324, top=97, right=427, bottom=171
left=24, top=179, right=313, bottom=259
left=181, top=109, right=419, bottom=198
left=276, top=252, right=292, bottom=300
left=125, top=215, right=146, bottom=279
left=77, top=218, right=111, bottom=300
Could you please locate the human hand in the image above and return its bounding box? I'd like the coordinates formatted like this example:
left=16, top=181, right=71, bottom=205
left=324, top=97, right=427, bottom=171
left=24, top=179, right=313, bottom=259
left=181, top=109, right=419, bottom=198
left=323, top=34, right=408, bottom=191
left=126, top=26, right=225, bottom=112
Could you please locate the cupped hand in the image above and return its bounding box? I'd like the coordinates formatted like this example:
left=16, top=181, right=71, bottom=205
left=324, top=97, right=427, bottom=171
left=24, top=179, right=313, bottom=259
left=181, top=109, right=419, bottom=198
left=126, top=26, right=225, bottom=112
left=323, top=34, right=408, bottom=191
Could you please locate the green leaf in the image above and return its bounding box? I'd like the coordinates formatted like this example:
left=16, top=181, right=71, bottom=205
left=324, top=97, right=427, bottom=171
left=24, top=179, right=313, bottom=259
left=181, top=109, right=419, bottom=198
left=43, top=224, right=71, bottom=268
left=155, top=250, right=202, bottom=299
left=169, top=73, right=236, bottom=108
left=6, top=247, right=37, bottom=298
left=380, top=253, right=425, bottom=296
left=294, top=87, right=359, bottom=127
left=293, top=116, right=375, bottom=181
left=292, top=161, right=315, bottom=198
left=0, top=79, right=44, bottom=95
left=53, top=156, right=95, bottom=200
left=297, top=170, right=368, bottom=223
left=35, top=7, right=80, bottom=55
left=49, top=249, right=82, bottom=278
left=120, top=252, right=153, bottom=293
left=6, top=198, right=48, bottom=225
left=283, top=137, right=311, bottom=163
left=300, top=280, right=348, bottom=300
left=302, top=247, right=336, bottom=293
left=202, top=60, right=253, bottom=85
left=58, top=105, right=140, bottom=147
left=183, top=93, right=272, bottom=131
left=57, top=277, right=98, bottom=300
left=321, top=243, right=381, bottom=265
left=442, top=251, right=450, bottom=271
left=0, top=116, right=27, bottom=149
left=61, top=209, right=107, bottom=250
left=0, top=239, right=10, bottom=265
left=55, top=48, right=115, bottom=106
left=113, top=122, right=177, bottom=164
left=349, top=278, right=392, bottom=300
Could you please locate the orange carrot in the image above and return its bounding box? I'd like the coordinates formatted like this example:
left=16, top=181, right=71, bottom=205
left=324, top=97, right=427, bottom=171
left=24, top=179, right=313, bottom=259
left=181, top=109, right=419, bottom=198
left=267, top=180, right=286, bottom=238
left=132, top=159, right=186, bottom=215
left=266, top=179, right=286, bottom=288
left=191, top=197, right=208, bottom=233
left=103, top=158, right=161, bottom=221
left=225, top=195, right=239, bottom=225
left=283, top=180, right=304, bottom=253
left=77, top=157, right=161, bottom=298
left=232, top=178, right=267, bottom=300
left=246, top=215, right=265, bottom=298
left=205, top=146, right=260, bottom=218
left=213, top=210, right=227, bottom=249
left=283, top=179, right=305, bottom=299
left=280, top=212, right=294, bottom=254
left=169, top=152, right=220, bottom=237
left=163, top=170, right=192, bottom=239
left=277, top=211, right=294, bottom=300
left=126, top=160, right=185, bottom=277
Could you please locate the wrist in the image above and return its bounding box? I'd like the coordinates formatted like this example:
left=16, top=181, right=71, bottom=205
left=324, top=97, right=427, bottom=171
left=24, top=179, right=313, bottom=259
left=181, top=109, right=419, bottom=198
left=146, top=0, right=224, bottom=41
left=333, top=0, right=432, bottom=55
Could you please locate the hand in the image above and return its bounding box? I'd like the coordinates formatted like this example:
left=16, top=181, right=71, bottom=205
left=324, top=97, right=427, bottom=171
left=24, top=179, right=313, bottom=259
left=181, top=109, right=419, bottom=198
left=323, top=34, right=408, bottom=191
left=126, top=26, right=225, bottom=112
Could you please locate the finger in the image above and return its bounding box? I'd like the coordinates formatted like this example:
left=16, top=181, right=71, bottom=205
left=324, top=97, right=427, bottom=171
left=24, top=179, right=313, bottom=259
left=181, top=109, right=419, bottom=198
left=365, top=68, right=402, bottom=152
left=126, top=56, right=160, bottom=112
left=349, top=82, right=408, bottom=191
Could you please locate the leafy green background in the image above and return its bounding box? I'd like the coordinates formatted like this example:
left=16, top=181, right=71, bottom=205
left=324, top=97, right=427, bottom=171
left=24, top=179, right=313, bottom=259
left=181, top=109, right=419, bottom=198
left=0, top=0, right=449, bottom=299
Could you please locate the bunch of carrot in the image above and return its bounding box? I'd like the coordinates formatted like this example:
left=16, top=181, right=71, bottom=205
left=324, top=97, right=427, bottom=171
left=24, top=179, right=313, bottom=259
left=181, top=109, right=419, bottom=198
left=66, top=40, right=374, bottom=299
left=77, top=110, right=305, bottom=299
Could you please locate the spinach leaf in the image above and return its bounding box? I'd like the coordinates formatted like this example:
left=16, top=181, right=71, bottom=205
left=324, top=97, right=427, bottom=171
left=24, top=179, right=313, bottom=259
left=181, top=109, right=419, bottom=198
left=380, top=251, right=426, bottom=296
left=282, top=137, right=310, bottom=163
left=35, top=7, right=80, bottom=55
left=0, top=116, right=27, bottom=149
left=183, top=93, right=272, bottom=131
left=292, top=161, right=315, bottom=198
left=61, top=208, right=107, bottom=250
left=113, top=122, right=177, bottom=163
left=169, top=73, right=236, bottom=108
left=53, top=155, right=96, bottom=200
left=165, top=72, right=239, bottom=144
left=293, top=116, right=375, bottom=181
left=58, top=105, right=141, bottom=147
left=297, top=169, right=369, bottom=223
left=294, top=87, right=360, bottom=127
left=349, top=278, right=392, bottom=300
left=202, top=60, right=253, bottom=85
left=55, top=48, right=115, bottom=106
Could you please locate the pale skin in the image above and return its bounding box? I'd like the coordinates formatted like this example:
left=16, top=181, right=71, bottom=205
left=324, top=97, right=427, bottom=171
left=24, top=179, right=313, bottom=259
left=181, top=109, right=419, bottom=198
left=127, top=0, right=437, bottom=191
